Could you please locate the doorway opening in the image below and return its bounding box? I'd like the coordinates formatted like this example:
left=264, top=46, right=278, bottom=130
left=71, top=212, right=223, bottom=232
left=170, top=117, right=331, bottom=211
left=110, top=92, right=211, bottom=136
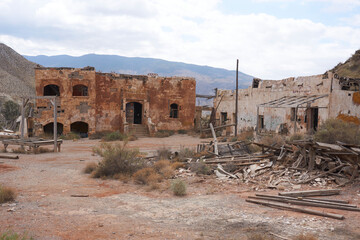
left=43, top=122, right=63, bottom=136
left=306, top=107, right=319, bottom=132
left=70, top=121, right=89, bottom=138
left=126, top=102, right=142, bottom=124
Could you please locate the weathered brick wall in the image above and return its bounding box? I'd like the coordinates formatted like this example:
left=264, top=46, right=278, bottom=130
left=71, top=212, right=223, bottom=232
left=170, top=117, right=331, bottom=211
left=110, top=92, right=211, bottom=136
left=35, top=68, right=196, bottom=136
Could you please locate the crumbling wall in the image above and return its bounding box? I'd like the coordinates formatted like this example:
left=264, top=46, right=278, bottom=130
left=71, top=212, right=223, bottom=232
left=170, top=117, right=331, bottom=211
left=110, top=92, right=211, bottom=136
left=214, top=73, right=332, bottom=135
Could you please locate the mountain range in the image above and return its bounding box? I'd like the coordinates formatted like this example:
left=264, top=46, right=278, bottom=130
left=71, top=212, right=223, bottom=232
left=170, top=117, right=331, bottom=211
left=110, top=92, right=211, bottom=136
left=24, top=54, right=253, bottom=94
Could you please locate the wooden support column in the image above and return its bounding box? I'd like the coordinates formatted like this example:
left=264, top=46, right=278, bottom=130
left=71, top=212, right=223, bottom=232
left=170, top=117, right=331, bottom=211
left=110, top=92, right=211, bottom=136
left=20, top=98, right=25, bottom=140
left=210, top=123, right=218, bottom=155
left=235, top=59, right=239, bottom=136
left=51, top=97, right=58, bottom=153
left=293, top=106, right=298, bottom=134
left=256, top=106, right=259, bottom=134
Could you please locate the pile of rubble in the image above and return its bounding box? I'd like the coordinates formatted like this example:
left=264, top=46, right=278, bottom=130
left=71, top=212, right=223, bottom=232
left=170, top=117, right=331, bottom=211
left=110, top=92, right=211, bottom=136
left=194, top=138, right=360, bottom=189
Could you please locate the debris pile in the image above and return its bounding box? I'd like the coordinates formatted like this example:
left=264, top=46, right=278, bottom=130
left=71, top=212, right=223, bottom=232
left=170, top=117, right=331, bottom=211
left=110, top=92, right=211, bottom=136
left=195, top=128, right=360, bottom=188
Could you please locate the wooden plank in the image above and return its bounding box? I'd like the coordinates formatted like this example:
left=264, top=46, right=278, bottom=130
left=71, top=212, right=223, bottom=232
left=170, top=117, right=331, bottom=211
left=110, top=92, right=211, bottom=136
left=0, top=155, right=19, bottom=159
left=298, top=164, right=346, bottom=184
left=279, top=189, right=340, bottom=197
left=251, top=196, right=359, bottom=211
left=246, top=199, right=344, bottom=220
left=255, top=194, right=355, bottom=207
left=303, top=197, right=349, bottom=204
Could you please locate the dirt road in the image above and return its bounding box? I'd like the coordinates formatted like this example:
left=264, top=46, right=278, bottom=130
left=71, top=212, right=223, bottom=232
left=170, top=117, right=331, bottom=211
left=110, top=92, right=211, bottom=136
left=1, top=135, right=360, bottom=239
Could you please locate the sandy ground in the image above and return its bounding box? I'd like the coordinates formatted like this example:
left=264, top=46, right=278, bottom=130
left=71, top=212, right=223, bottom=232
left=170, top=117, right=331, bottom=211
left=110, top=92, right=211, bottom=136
left=1, top=134, right=360, bottom=240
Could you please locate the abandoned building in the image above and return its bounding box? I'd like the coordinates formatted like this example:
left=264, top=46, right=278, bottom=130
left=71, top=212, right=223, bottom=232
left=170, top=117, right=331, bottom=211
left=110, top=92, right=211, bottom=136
left=214, top=71, right=360, bottom=135
left=34, top=67, right=196, bottom=137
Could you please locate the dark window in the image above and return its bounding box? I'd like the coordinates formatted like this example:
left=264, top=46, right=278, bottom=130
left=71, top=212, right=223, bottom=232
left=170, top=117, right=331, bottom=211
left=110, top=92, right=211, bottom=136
left=259, top=115, right=264, bottom=129
left=44, top=84, right=60, bottom=96
left=170, top=103, right=179, bottom=118
left=252, top=78, right=260, bottom=88
left=221, top=112, right=227, bottom=125
left=73, top=84, right=88, bottom=96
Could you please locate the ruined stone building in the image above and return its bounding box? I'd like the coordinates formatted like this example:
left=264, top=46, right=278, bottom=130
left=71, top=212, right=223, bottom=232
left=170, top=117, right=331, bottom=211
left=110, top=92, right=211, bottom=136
left=214, top=71, right=360, bottom=135
left=34, top=67, right=196, bottom=137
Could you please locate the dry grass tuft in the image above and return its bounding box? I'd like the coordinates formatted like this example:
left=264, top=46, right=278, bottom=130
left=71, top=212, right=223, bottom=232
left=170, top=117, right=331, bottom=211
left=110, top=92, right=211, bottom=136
left=133, top=167, right=161, bottom=185
left=246, top=233, right=275, bottom=240
left=259, top=134, right=285, bottom=147
left=156, top=147, right=172, bottom=160
left=83, top=162, right=98, bottom=174
left=171, top=179, right=187, bottom=196
left=0, top=185, right=16, bottom=204
left=171, top=161, right=185, bottom=170
left=315, top=118, right=360, bottom=144
left=154, top=130, right=175, bottom=138
left=189, top=161, right=212, bottom=175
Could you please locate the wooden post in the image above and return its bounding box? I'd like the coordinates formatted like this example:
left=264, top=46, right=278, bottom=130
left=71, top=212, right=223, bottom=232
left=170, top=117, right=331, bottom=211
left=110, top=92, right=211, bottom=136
left=293, top=106, right=298, bottom=134
left=209, top=123, right=218, bottom=155
left=256, top=106, right=259, bottom=134
left=20, top=98, right=25, bottom=140
left=308, top=146, right=315, bottom=171
left=235, top=59, right=239, bottom=136
left=52, top=97, right=58, bottom=153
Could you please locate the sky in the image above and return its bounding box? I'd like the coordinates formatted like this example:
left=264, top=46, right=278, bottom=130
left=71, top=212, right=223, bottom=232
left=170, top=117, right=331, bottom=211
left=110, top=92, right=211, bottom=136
left=0, top=0, right=360, bottom=79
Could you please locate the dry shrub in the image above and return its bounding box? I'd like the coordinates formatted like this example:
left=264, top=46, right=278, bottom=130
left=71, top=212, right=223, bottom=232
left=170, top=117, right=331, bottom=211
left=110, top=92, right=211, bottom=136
left=171, top=162, right=185, bottom=170
left=92, top=143, right=143, bottom=178
left=293, top=233, right=318, bottom=240
left=83, top=162, right=98, bottom=174
left=127, top=135, right=138, bottom=141
left=177, top=129, right=187, bottom=134
left=289, top=133, right=305, bottom=141
left=0, top=185, right=16, bottom=204
left=133, top=167, right=161, bottom=185
left=178, top=146, right=195, bottom=160
left=159, top=166, right=174, bottom=178
left=171, top=179, right=187, bottom=196
left=315, top=118, right=360, bottom=144
left=259, top=134, right=285, bottom=147
left=189, top=161, right=212, bottom=175
left=237, top=129, right=255, bottom=142
left=154, top=159, right=171, bottom=171
left=156, top=147, right=172, bottom=160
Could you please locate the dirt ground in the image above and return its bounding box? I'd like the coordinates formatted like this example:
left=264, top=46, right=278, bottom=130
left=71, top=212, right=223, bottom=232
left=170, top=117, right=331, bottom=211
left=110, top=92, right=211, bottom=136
left=1, top=134, right=360, bottom=240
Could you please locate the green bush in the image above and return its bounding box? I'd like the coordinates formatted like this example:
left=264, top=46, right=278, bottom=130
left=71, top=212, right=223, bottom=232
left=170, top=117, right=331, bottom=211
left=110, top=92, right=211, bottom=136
left=171, top=179, right=187, bottom=196
left=314, top=119, right=360, bottom=144
left=1, top=100, right=20, bottom=123
left=177, top=129, right=187, bottom=134
left=92, top=143, right=143, bottom=178
left=0, top=185, right=15, bottom=204
left=289, top=133, right=305, bottom=141
left=0, top=231, right=33, bottom=240
left=102, top=131, right=127, bottom=141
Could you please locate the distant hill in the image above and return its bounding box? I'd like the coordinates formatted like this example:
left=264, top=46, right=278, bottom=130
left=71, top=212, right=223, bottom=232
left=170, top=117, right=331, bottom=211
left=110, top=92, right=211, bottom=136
left=24, top=54, right=253, bottom=94
left=332, top=49, right=360, bottom=78
left=0, top=43, right=39, bottom=97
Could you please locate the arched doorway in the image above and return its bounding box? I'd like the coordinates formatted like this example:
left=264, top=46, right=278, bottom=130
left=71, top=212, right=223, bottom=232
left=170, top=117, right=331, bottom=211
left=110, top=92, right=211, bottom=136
left=44, top=84, right=60, bottom=96
left=43, top=122, right=63, bottom=136
left=70, top=121, right=89, bottom=138
left=126, top=102, right=142, bottom=124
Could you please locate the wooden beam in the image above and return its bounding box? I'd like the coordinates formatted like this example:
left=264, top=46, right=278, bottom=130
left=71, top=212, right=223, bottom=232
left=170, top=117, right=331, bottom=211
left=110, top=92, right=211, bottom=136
left=246, top=199, right=344, bottom=220
left=279, top=189, right=341, bottom=197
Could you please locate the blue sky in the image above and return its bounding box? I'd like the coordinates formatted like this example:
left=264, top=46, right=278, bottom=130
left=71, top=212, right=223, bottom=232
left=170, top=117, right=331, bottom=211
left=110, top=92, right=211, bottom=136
left=0, top=0, right=360, bottom=79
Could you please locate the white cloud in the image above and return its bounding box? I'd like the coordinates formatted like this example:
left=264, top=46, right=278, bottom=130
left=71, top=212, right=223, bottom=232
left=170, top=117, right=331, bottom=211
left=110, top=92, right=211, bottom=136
left=0, top=0, right=360, bottom=79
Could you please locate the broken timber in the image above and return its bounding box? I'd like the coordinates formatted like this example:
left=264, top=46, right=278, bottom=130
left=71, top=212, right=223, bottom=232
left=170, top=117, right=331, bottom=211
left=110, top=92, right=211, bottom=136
left=246, top=198, right=344, bottom=220
left=0, top=154, right=19, bottom=159
left=279, top=189, right=340, bottom=197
